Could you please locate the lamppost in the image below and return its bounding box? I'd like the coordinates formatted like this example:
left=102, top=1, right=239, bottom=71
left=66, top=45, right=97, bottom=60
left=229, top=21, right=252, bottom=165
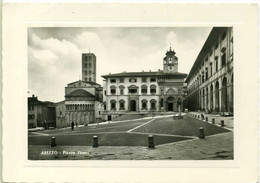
left=59, top=114, right=63, bottom=128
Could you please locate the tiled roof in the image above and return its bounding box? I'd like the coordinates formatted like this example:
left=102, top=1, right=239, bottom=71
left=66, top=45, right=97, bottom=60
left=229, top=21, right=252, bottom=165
left=65, top=89, right=95, bottom=98
left=185, top=27, right=229, bottom=83
left=102, top=71, right=187, bottom=78
left=67, top=80, right=101, bottom=86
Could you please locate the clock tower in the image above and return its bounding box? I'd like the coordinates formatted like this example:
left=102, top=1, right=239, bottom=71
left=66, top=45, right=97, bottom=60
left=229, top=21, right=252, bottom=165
left=163, top=46, right=178, bottom=73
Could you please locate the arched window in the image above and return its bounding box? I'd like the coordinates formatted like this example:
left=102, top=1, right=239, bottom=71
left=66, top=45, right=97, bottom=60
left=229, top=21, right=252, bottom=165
left=110, top=100, right=116, bottom=110
left=128, top=85, right=138, bottom=94
left=119, top=85, right=125, bottom=95
left=110, top=85, right=116, bottom=95
left=205, top=67, right=208, bottom=80
left=119, top=99, right=125, bottom=110
left=221, top=52, right=227, bottom=67
left=150, top=99, right=157, bottom=110
left=141, top=85, right=148, bottom=94
left=150, top=85, right=157, bottom=94
left=215, top=81, right=220, bottom=112
left=221, top=77, right=228, bottom=112
left=141, top=99, right=148, bottom=109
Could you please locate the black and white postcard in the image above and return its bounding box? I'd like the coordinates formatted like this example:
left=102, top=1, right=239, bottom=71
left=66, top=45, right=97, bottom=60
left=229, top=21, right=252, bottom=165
left=2, top=3, right=259, bottom=183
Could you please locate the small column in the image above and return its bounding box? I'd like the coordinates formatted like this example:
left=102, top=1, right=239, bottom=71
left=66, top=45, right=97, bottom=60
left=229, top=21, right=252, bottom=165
left=93, top=136, right=99, bottom=147
left=221, top=120, right=225, bottom=127
left=199, top=127, right=205, bottom=139
left=51, top=137, right=56, bottom=147
left=148, top=135, right=155, bottom=148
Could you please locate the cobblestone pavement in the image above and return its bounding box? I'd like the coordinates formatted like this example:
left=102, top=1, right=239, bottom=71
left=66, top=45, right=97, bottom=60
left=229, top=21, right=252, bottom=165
left=28, top=132, right=233, bottom=160
left=188, top=112, right=234, bottom=130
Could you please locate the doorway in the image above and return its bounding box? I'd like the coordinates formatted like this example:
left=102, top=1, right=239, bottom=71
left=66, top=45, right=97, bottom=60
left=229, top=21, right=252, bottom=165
left=108, top=115, right=112, bottom=121
left=168, top=103, right=173, bottom=111
left=130, top=100, right=136, bottom=111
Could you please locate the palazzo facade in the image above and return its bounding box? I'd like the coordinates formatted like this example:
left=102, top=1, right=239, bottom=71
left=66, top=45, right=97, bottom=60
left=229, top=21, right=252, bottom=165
left=185, top=27, right=233, bottom=114
left=102, top=47, right=187, bottom=121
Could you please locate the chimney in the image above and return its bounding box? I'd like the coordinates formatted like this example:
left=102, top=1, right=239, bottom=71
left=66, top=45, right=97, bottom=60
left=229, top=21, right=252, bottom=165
left=32, top=94, right=35, bottom=98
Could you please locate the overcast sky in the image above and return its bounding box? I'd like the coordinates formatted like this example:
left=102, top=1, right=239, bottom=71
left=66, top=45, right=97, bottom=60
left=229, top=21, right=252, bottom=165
left=28, top=27, right=212, bottom=102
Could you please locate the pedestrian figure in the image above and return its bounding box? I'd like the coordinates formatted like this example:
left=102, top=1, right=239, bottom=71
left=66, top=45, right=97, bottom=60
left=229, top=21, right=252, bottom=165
left=201, top=113, right=204, bottom=120
left=71, top=121, right=74, bottom=130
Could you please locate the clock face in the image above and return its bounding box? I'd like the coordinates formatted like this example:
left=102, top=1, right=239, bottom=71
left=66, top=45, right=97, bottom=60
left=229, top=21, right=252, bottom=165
left=168, top=66, right=174, bottom=71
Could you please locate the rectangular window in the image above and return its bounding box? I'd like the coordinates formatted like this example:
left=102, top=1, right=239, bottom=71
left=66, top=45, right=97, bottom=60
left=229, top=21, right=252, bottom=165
left=85, top=64, right=88, bottom=68
left=110, top=79, right=116, bottom=83
left=110, top=89, right=116, bottom=94
left=142, top=102, right=147, bottom=108
left=28, top=114, right=35, bottom=119
left=215, top=43, right=219, bottom=49
left=129, top=89, right=137, bottom=94
left=111, top=103, right=116, bottom=109
left=129, top=78, right=137, bottom=83
left=120, top=102, right=124, bottom=108
left=222, top=31, right=226, bottom=40
left=85, top=71, right=88, bottom=75
left=89, top=63, right=92, bottom=67
left=221, top=53, right=226, bottom=67
left=89, top=78, right=92, bottom=82
left=120, top=88, right=124, bottom=95
left=151, top=103, right=155, bottom=109
left=150, top=78, right=156, bottom=82
left=104, top=90, right=107, bottom=95
left=150, top=89, right=156, bottom=93
left=32, top=106, right=34, bottom=110
left=119, top=78, right=124, bottom=83
left=142, top=77, right=147, bottom=82
left=216, top=60, right=218, bottom=72
left=141, top=89, right=147, bottom=94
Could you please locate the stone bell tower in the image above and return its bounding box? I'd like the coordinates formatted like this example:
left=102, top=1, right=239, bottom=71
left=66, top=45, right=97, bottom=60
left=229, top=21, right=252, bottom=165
left=82, top=51, right=96, bottom=82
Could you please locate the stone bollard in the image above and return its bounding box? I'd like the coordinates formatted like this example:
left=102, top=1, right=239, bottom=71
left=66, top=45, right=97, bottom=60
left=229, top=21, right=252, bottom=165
left=221, top=120, right=225, bottom=127
left=206, top=117, right=208, bottom=122
left=51, top=137, right=56, bottom=147
left=93, top=136, right=99, bottom=148
left=199, top=127, right=205, bottom=139
left=148, top=135, right=155, bottom=148
left=212, top=118, right=215, bottom=124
